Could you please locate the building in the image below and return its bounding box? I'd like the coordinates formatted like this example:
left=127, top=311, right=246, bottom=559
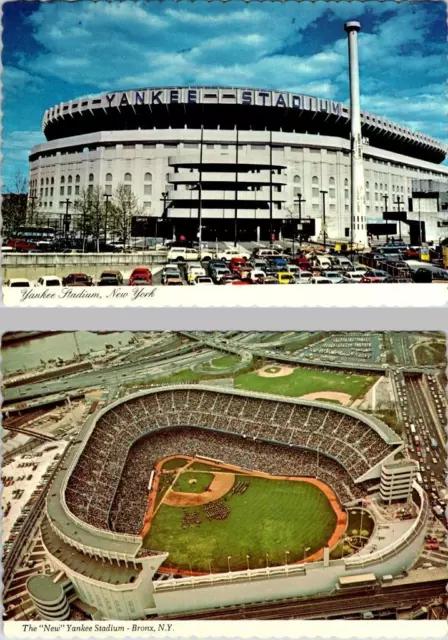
left=380, top=460, right=418, bottom=504
left=28, top=87, right=448, bottom=243
left=29, top=386, right=429, bottom=620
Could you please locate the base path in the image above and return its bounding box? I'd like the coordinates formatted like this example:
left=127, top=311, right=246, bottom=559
left=299, top=391, right=352, bottom=406
left=257, top=365, right=295, bottom=378
left=164, top=472, right=235, bottom=507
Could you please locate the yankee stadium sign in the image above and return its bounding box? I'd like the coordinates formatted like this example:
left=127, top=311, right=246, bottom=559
left=102, top=87, right=343, bottom=117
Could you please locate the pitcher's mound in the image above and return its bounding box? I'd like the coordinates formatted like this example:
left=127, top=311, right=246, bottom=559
left=258, top=365, right=294, bottom=378
left=300, top=391, right=352, bottom=406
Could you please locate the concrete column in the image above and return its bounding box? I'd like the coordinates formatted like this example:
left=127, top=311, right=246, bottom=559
left=344, top=21, right=368, bottom=248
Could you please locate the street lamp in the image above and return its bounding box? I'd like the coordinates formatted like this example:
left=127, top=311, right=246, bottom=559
left=246, top=554, right=251, bottom=578
left=227, top=556, right=232, bottom=574
left=103, top=193, right=111, bottom=246
left=190, top=183, right=203, bottom=245
left=394, top=195, right=404, bottom=241
left=285, top=550, right=290, bottom=573
left=383, top=194, right=389, bottom=244
left=320, top=190, right=328, bottom=250
left=294, top=194, right=306, bottom=253
left=303, top=546, right=311, bottom=562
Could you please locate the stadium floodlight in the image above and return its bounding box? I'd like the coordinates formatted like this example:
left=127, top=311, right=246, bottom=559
left=304, top=546, right=311, bottom=561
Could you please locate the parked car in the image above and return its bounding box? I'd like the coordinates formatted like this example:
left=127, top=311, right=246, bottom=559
left=98, top=270, right=123, bottom=285
left=293, top=270, right=313, bottom=283
left=161, top=268, right=182, bottom=284
left=164, top=276, right=184, bottom=286
left=309, top=276, right=333, bottom=284
left=360, top=269, right=389, bottom=283
left=217, top=249, right=250, bottom=262
left=321, top=270, right=344, bottom=283
left=277, top=271, right=295, bottom=284
left=343, top=271, right=365, bottom=283
left=35, top=275, right=62, bottom=287
left=3, top=278, right=31, bottom=287
left=193, top=276, right=214, bottom=285
left=97, top=276, right=121, bottom=286
left=62, top=273, right=93, bottom=286
left=129, top=267, right=152, bottom=286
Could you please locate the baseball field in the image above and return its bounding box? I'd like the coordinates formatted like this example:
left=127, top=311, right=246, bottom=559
left=143, top=458, right=345, bottom=574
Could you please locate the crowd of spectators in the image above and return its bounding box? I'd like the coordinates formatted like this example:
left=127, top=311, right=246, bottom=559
left=65, top=390, right=396, bottom=535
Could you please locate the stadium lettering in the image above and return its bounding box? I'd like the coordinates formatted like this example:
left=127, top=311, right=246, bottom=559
left=120, top=93, right=130, bottom=107
left=105, top=94, right=115, bottom=107
left=170, top=89, right=179, bottom=103
left=276, top=94, right=286, bottom=108
left=188, top=89, right=197, bottom=104
left=292, top=95, right=301, bottom=109
left=152, top=91, right=163, bottom=105
left=135, top=91, right=146, bottom=105
left=242, top=90, right=252, bottom=105
left=258, top=91, right=270, bottom=106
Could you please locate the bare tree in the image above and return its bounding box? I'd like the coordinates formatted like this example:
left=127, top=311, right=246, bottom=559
left=72, top=186, right=105, bottom=250
left=109, top=184, right=140, bottom=249
left=1, top=170, right=29, bottom=237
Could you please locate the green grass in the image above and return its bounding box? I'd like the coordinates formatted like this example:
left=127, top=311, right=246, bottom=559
left=330, top=508, right=375, bottom=559
left=144, top=475, right=338, bottom=572
left=210, top=354, right=241, bottom=369
left=162, top=457, right=189, bottom=471
left=235, top=368, right=377, bottom=400
left=173, top=471, right=215, bottom=493
left=189, top=462, right=235, bottom=473
left=414, top=342, right=446, bottom=366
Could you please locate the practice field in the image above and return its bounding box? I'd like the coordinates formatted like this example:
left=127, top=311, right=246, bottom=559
left=235, top=367, right=377, bottom=400
left=144, top=470, right=340, bottom=573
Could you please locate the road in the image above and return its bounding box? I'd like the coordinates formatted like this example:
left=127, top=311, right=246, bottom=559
left=3, top=347, right=221, bottom=403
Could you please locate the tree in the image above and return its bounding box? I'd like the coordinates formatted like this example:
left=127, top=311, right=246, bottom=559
left=72, top=186, right=105, bottom=249
left=2, top=170, right=29, bottom=237
left=109, top=184, right=141, bottom=248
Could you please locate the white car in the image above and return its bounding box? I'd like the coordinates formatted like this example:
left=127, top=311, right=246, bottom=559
left=35, top=275, right=62, bottom=287
left=294, top=270, right=313, bottom=283
left=322, top=271, right=344, bottom=283
left=343, top=271, right=365, bottom=283
left=217, top=249, right=250, bottom=262
left=4, top=278, right=31, bottom=287
left=309, top=276, right=333, bottom=284
left=250, top=270, right=266, bottom=283
left=193, top=277, right=214, bottom=285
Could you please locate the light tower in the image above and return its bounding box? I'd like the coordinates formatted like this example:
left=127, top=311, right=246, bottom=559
left=344, top=21, right=368, bottom=249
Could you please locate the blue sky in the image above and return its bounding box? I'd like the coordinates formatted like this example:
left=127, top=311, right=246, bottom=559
left=2, top=0, right=446, bottom=189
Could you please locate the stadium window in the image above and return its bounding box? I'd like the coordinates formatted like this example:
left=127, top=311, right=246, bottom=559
left=375, top=193, right=378, bottom=201
left=50, top=187, right=54, bottom=196
left=312, top=176, right=319, bottom=185
left=365, top=191, right=370, bottom=200
left=345, top=227, right=350, bottom=237
left=367, top=206, right=370, bottom=213
left=206, top=144, right=214, bottom=149
left=365, top=181, right=369, bottom=189
left=49, top=202, right=52, bottom=208
left=67, top=186, right=72, bottom=195
left=375, top=182, right=378, bottom=189
left=345, top=189, right=349, bottom=199
left=144, top=185, right=152, bottom=196
left=89, top=173, right=94, bottom=182
left=61, top=176, right=65, bottom=184
left=345, top=204, right=349, bottom=212
left=45, top=188, right=48, bottom=196
left=124, top=173, right=132, bottom=182
left=329, top=177, right=335, bottom=186
left=293, top=187, right=301, bottom=197
left=184, top=143, right=198, bottom=149
left=123, top=184, right=132, bottom=195
left=75, top=174, right=80, bottom=183
left=143, top=202, right=151, bottom=210
left=312, top=188, right=319, bottom=198
left=330, top=204, right=335, bottom=211
left=75, top=186, right=80, bottom=195
left=293, top=175, right=301, bottom=184
left=164, top=143, right=177, bottom=148
left=59, top=201, right=64, bottom=208
left=221, top=145, right=229, bottom=149
left=106, top=173, right=113, bottom=182
left=329, top=188, right=335, bottom=199
left=344, top=178, right=349, bottom=186
left=105, top=185, right=112, bottom=195
left=40, top=178, right=44, bottom=185
left=51, top=177, right=54, bottom=184
left=68, top=175, right=73, bottom=184
left=45, top=177, right=49, bottom=185
left=87, top=184, right=93, bottom=194
left=60, top=186, right=64, bottom=196
left=144, top=172, right=152, bottom=182
left=312, top=204, right=319, bottom=211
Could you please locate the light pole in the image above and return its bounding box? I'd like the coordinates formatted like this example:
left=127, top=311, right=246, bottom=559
left=294, top=195, right=306, bottom=253
left=246, top=554, right=251, bottom=578
left=320, top=190, right=328, bottom=250
left=285, top=550, right=290, bottom=573
left=28, top=195, right=38, bottom=226
left=383, top=194, right=389, bottom=243
left=303, top=546, right=311, bottom=562
left=227, top=556, right=232, bottom=575
left=394, top=195, right=404, bottom=241
left=190, top=183, right=203, bottom=246
left=103, top=193, right=111, bottom=246
left=63, top=198, right=72, bottom=242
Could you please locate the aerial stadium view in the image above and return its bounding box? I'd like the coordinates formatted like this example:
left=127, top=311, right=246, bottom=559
left=2, top=3, right=448, bottom=289
left=2, top=331, right=447, bottom=622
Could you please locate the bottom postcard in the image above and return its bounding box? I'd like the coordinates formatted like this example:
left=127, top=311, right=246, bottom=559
left=2, top=330, right=447, bottom=637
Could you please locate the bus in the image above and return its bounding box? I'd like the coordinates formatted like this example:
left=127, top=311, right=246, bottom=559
left=430, top=437, right=438, bottom=449
left=10, top=226, right=56, bottom=241
left=337, top=574, right=377, bottom=591
left=410, top=423, right=416, bottom=435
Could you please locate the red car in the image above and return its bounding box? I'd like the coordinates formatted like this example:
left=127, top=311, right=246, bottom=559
left=129, top=267, right=152, bottom=286
left=62, top=273, right=93, bottom=286
left=426, top=543, right=439, bottom=551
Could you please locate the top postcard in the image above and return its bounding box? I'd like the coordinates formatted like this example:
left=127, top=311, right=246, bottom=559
left=2, top=1, right=448, bottom=307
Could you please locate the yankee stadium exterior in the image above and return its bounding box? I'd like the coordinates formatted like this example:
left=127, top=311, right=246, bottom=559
left=29, top=86, right=448, bottom=242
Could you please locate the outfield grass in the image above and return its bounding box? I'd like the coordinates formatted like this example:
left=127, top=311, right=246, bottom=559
left=235, top=367, right=377, bottom=400
left=162, top=458, right=189, bottom=471
left=173, top=471, right=215, bottom=493
left=144, top=475, right=338, bottom=572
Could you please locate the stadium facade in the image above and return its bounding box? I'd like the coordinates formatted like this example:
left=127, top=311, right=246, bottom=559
left=29, top=86, right=448, bottom=244
left=33, top=386, right=429, bottom=620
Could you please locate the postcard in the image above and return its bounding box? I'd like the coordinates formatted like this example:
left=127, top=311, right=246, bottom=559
left=2, top=330, right=447, bottom=638
left=2, top=2, right=448, bottom=306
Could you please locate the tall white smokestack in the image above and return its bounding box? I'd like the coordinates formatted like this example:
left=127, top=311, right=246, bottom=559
left=344, top=21, right=368, bottom=248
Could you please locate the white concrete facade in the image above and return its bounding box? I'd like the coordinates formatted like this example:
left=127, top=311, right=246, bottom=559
left=29, top=128, right=448, bottom=243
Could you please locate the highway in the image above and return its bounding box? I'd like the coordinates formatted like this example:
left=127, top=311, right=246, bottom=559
left=3, top=346, right=221, bottom=403
left=166, top=580, right=447, bottom=620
